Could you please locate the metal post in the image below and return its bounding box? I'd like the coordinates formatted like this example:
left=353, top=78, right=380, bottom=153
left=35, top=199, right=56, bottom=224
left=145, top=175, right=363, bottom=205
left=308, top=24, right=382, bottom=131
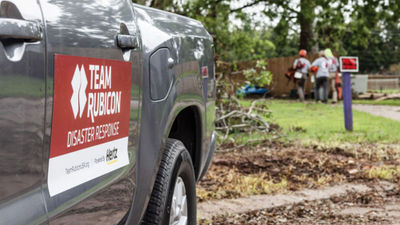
left=342, top=72, right=353, bottom=131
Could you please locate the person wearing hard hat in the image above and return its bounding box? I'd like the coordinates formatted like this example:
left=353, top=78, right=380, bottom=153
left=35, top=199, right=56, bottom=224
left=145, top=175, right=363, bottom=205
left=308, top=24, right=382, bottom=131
left=325, top=48, right=339, bottom=103
left=311, top=50, right=330, bottom=103
left=292, top=49, right=311, bottom=101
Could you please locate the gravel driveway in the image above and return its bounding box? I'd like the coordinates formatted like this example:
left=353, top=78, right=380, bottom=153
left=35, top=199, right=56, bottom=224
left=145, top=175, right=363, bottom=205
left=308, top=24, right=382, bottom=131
left=353, top=104, right=400, bottom=122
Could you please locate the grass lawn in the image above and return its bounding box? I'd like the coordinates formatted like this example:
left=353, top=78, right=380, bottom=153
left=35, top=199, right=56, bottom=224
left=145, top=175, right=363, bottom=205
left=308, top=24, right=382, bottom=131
left=239, top=99, right=400, bottom=145
left=353, top=99, right=400, bottom=106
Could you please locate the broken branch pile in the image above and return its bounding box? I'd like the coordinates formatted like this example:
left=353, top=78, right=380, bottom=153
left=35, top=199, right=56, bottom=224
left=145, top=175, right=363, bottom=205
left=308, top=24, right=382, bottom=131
left=215, top=67, right=272, bottom=144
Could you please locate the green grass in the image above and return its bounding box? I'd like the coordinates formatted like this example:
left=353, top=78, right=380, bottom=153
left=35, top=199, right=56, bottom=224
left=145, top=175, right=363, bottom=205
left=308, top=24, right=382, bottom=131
left=367, top=165, right=400, bottom=181
left=353, top=99, right=400, bottom=106
left=239, top=99, right=400, bottom=145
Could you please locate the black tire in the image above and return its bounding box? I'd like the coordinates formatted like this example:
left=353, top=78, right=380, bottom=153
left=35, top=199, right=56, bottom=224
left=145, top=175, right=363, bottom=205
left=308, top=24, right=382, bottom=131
left=142, top=139, right=196, bottom=225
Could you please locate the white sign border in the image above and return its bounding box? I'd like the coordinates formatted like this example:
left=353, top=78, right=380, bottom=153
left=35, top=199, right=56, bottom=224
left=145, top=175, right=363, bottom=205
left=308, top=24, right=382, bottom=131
left=340, top=56, right=359, bottom=73
left=48, top=137, right=130, bottom=196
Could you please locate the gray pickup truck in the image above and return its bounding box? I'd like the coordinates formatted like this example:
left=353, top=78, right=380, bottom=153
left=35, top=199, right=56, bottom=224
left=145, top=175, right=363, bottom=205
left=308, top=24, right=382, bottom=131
left=0, top=1, right=215, bottom=224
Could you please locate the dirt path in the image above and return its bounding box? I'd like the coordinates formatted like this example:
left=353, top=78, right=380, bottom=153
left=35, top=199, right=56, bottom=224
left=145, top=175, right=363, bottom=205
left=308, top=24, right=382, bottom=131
left=353, top=104, right=400, bottom=121
left=198, top=181, right=400, bottom=225
left=198, top=183, right=374, bottom=220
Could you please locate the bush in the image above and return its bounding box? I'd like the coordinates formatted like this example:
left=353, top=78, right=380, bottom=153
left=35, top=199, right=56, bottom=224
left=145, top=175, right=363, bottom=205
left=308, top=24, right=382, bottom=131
left=243, top=60, right=273, bottom=87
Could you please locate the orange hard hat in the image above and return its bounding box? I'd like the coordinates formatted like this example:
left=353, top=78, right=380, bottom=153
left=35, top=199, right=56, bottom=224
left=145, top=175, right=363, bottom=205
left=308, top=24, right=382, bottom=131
left=299, top=49, right=307, bottom=57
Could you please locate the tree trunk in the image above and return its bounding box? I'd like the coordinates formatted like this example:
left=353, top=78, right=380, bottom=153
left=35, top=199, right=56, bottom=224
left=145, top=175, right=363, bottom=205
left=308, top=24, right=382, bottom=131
left=298, top=0, right=315, bottom=51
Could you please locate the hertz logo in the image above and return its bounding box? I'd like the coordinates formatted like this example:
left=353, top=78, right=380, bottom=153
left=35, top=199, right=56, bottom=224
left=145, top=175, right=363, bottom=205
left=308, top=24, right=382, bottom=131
left=106, top=148, right=118, bottom=165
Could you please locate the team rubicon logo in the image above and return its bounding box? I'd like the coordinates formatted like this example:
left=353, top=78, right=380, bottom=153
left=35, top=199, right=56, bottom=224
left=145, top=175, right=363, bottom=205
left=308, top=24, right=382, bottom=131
left=70, top=65, right=88, bottom=119
left=70, top=64, right=122, bottom=123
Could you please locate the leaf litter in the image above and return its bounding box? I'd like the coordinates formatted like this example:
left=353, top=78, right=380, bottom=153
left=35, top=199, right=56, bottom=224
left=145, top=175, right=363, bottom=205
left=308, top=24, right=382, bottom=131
left=197, top=141, right=400, bottom=224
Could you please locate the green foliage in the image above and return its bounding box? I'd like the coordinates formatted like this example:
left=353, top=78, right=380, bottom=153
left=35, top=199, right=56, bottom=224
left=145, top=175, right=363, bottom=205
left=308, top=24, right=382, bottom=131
left=270, top=17, right=299, bottom=57
left=243, top=60, right=273, bottom=87
left=134, top=0, right=400, bottom=73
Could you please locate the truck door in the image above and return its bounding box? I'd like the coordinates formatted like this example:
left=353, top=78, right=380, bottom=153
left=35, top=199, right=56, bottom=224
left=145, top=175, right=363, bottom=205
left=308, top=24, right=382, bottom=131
left=0, top=0, right=47, bottom=224
left=39, top=0, right=141, bottom=224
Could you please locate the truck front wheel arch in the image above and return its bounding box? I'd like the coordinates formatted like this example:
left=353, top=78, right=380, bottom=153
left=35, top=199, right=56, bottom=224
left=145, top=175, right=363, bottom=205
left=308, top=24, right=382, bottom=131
left=168, top=106, right=202, bottom=180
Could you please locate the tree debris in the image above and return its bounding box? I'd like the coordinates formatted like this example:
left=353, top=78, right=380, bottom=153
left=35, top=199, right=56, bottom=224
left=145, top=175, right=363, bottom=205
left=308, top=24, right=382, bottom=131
left=215, top=72, right=272, bottom=144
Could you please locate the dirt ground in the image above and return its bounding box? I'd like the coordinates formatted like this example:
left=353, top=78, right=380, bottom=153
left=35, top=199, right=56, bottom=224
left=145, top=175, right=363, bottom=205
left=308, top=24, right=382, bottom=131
left=197, top=141, right=400, bottom=224
left=200, top=188, right=400, bottom=224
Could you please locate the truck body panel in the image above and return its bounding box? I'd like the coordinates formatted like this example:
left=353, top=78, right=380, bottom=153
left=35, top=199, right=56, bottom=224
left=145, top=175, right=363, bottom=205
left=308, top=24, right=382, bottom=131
left=0, top=1, right=47, bottom=224
left=0, top=1, right=215, bottom=224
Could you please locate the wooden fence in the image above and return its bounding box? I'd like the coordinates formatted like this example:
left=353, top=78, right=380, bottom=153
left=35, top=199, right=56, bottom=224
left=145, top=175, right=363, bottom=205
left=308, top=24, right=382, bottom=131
left=218, top=54, right=319, bottom=97
left=218, top=56, right=400, bottom=97
left=367, top=75, right=399, bottom=90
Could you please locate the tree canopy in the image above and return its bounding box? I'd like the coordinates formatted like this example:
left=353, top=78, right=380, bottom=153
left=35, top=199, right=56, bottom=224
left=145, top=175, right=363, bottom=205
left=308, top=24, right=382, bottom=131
left=132, top=0, right=400, bottom=73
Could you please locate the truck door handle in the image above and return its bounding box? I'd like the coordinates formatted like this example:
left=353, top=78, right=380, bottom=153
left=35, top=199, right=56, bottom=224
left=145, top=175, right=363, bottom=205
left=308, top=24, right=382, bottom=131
left=0, top=18, right=42, bottom=41
left=117, top=34, right=138, bottom=49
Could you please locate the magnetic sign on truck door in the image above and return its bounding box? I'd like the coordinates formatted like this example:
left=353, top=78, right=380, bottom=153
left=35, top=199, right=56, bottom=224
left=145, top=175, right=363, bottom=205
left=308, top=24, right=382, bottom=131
left=48, top=55, right=132, bottom=196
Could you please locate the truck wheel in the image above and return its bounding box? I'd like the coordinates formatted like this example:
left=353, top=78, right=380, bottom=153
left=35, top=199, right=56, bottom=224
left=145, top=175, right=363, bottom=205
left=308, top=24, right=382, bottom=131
left=142, top=139, right=196, bottom=225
